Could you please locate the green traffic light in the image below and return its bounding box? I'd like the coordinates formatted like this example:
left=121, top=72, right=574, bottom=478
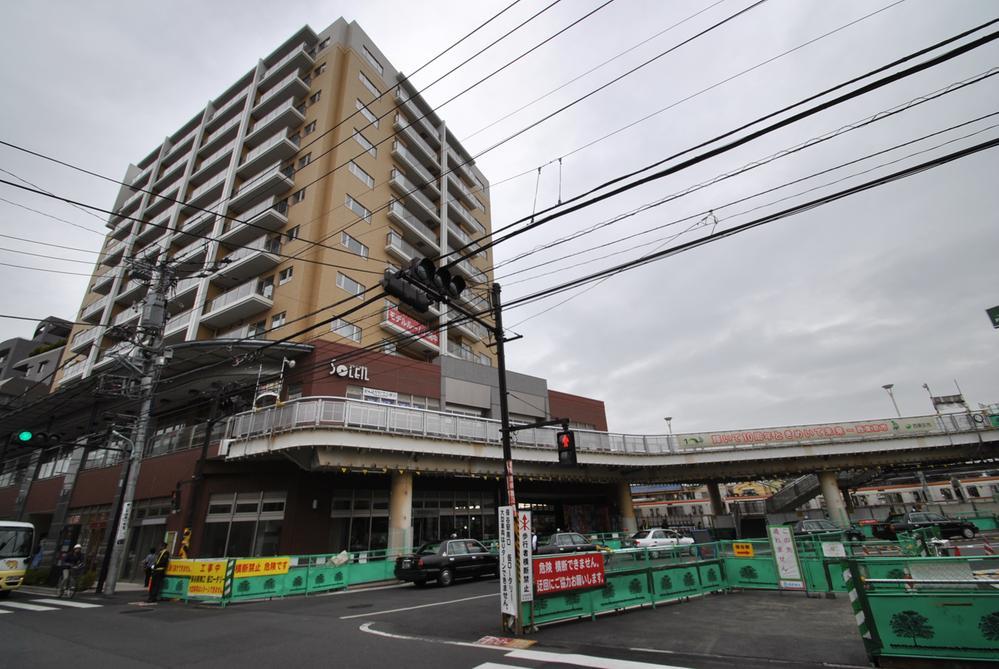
left=16, top=430, right=33, bottom=443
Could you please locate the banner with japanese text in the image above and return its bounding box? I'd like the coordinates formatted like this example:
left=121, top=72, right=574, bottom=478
left=165, top=559, right=228, bottom=598
left=767, top=526, right=804, bottom=590
left=533, top=553, right=605, bottom=595
left=233, top=556, right=291, bottom=578
left=517, top=510, right=533, bottom=602
left=498, top=506, right=517, bottom=616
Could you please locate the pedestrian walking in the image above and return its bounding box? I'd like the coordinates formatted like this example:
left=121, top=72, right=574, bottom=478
left=142, top=547, right=157, bottom=587
left=147, top=542, right=170, bottom=603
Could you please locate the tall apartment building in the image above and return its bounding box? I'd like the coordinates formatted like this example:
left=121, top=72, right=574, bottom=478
left=60, top=19, right=494, bottom=386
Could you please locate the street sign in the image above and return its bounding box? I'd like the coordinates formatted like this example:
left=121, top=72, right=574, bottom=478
left=498, top=506, right=517, bottom=617
left=733, top=542, right=755, bottom=557
left=768, top=526, right=805, bottom=591
left=987, top=305, right=999, bottom=329
left=533, top=553, right=605, bottom=595
left=517, top=510, right=533, bottom=602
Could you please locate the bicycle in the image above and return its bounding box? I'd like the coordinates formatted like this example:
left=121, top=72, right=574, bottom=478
left=57, top=566, right=82, bottom=599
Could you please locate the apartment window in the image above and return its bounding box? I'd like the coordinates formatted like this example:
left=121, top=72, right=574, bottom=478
left=345, top=194, right=371, bottom=223
left=348, top=161, right=374, bottom=188
left=337, top=272, right=365, bottom=299
left=271, top=312, right=286, bottom=329
left=288, top=131, right=301, bottom=145
left=278, top=267, right=294, bottom=285
left=297, top=153, right=311, bottom=169
left=290, top=188, right=306, bottom=206
left=308, top=90, right=322, bottom=105
left=248, top=319, right=266, bottom=337
left=286, top=226, right=300, bottom=241
left=341, top=232, right=369, bottom=258
left=303, top=120, right=317, bottom=136
left=318, top=37, right=330, bottom=50
left=362, top=45, right=384, bottom=75
left=37, top=360, right=49, bottom=376
left=314, top=62, right=326, bottom=76
left=359, top=71, right=379, bottom=97
left=355, top=99, right=379, bottom=128
left=331, top=317, right=362, bottom=342
left=353, top=129, right=376, bottom=157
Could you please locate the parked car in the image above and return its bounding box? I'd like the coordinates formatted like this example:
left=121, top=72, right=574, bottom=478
left=623, top=528, right=695, bottom=550
left=394, top=538, right=497, bottom=587
left=790, top=519, right=864, bottom=542
left=872, top=512, right=978, bottom=540
left=534, top=532, right=605, bottom=555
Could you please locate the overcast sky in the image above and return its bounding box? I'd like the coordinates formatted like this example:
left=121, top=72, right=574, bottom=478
left=1, top=0, right=997, bottom=435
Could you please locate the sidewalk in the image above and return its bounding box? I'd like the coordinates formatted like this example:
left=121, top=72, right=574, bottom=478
left=19, top=579, right=150, bottom=602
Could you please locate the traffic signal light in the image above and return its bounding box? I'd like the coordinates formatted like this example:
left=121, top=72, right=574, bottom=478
left=414, top=258, right=467, bottom=301
left=381, top=268, right=431, bottom=313
left=556, top=430, right=577, bottom=467
left=8, top=431, right=61, bottom=447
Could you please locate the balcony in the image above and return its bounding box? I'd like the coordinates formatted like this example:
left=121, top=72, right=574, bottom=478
left=164, top=130, right=197, bottom=163
left=394, top=114, right=437, bottom=166
left=260, top=43, right=314, bottom=88
left=153, top=158, right=187, bottom=192
left=135, top=237, right=165, bottom=262
left=130, top=167, right=152, bottom=189
left=391, top=141, right=438, bottom=193
left=452, top=257, right=488, bottom=286
left=216, top=323, right=266, bottom=341
left=212, top=236, right=281, bottom=288
left=380, top=304, right=439, bottom=354
left=163, top=308, right=194, bottom=341
left=184, top=171, right=227, bottom=211
left=454, top=289, right=491, bottom=317
left=118, top=189, right=143, bottom=217
left=220, top=197, right=287, bottom=247
left=447, top=197, right=479, bottom=234
left=200, top=115, right=242, bottom=156
left=93, top=341, right=134, bottom=371
left=394, top=89, right=439, bottom=147
left=452, top=315, right=487, bottom=342
left=447, top=221, right=483, bottom=259
left=237, top=130, right=299, bottom=178
left=137, top=210, right=172, bottom=244
left=110, top=217, right=133, bottom=240
left=180, top=210, right=215, bottom=237
left=101, top=238, right=126, bottom=267
left=244, top=99, right=304, bottom=145
left=80, top=295, right=109, bottom=323
left=385, top=230, right=419, bottom=265
left=171, top=239, right=208, bottom=269
left=190, top=140, right=235, bottom=185
left=145, top=184, right=178, bottom=218
left=447, top=146, right=474, bottom=182
left=91, top=267, right=119, bottom=295
left=116, top=277, right=148, bottom=304
left=389, top=170, right=439, bottom=224
left=252, top=70, right=309, bottom=117
left=60, top=359, right=86, bottom=385
left=113, top=304, right=142, bottom=326
left=228, top=163, right=293, bottom=212
left=447, top=171, right=478, bottom=209
left=200, top=279, right=273, bottom=329
left=207, top=91, right=248, bottom=129
left=69, top=326, right=101, bottom=353
left=388, top=200, right=438, bottom=253
left=170, top=276, right=201, bottom=305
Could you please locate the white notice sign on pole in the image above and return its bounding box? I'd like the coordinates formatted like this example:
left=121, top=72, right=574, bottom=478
left=768, top=525, right=805, bottom=590
left=517, top=510, right=533, bottom=602
left=498, top=506, right=517, bottom=616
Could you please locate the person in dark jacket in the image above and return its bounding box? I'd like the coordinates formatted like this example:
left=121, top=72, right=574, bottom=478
left=147, top=542, right=170, bottom=603
left=142, top=547, right=157, bottom=587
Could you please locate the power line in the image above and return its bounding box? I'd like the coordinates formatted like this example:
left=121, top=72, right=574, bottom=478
left=0, top=195, right=105, bottom=235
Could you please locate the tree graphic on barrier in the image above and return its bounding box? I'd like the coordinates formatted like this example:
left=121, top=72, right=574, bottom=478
left=237, top=580, right=250, bottom=593
left=980, top=612, right=999, bottom=641
left=890, top=610, right=935, bottom=646
left=315, top=573, right=326, bottom=585
left=683, top=572, right=696, bottom=588
left=264, top=578, right=276, bottom=590
left=628, top=578, right=643, bottom=595
left=602, top=582, right=615, bottom=598
left=739, top=565, right=758, bottom=581
left=293, top=575, right=303, bottom=588
left=566, top=592, right=580, bottom=605
left=660, top=574, right=672, bottom=591
left=335, top=571, right=344, bottom=582
left=706, top=568, right=718, bottom=583
left=535, top=597, right=548, bottom=610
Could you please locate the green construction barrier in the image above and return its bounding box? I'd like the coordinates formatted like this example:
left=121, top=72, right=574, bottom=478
left=850, top=555, right=999, bottom=664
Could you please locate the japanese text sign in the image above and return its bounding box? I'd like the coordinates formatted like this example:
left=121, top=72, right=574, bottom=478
left=532, top=553, right=605, bottom=595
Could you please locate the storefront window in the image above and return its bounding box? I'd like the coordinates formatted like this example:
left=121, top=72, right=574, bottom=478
left=203, top=491, right=285, bottom=557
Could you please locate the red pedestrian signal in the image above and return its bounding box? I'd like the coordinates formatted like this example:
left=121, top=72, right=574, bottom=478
left=556, top=430, right=577, bottom=467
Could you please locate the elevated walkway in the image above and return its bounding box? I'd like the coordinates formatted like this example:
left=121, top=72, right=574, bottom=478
left=766, top=469, right=883, bottom=513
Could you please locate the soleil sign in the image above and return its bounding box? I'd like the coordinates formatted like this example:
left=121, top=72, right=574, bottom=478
left=329, top=360, right=370, bottom=380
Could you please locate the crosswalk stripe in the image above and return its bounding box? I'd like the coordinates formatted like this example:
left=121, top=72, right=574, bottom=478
left=0, top=601, right=58, bottom=611
left=473, top=664, right=522, bottom=669
left=31, top=598, right=102, bottom=608
left=0, top=609, right=10, bottom=614
left=505, top=649, right=692, bottom=669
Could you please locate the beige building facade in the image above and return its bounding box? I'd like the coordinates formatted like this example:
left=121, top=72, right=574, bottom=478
left=60, top=18, right=494, bottom=386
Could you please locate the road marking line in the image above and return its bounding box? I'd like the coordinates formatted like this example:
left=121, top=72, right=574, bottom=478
left=31, top=598, right=102, bottom=608
left=0, top=601, right=58, bottom=611
left=507, top=649, right=691, bottom=669
left=316, top=583, right=409, bottom=597
left=0, top=609, right=10, bottom=614
left=473, top=664, right=523, bottom=669
left=631, top=647, right=867, bottom=669
left=340, top=592, right=497, bottom=619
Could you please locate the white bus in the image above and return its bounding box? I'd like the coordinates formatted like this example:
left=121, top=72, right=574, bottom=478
left=0, top=521, right=35, bottom=597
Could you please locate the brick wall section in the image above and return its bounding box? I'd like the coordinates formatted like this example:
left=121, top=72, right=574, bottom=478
left=0, top=486, right=18, bottom=517
left=70, top=466, right=123, bottom=507
left=548, top=390, right=608, bottom=431
left=292, top=341, right=441, bottom=400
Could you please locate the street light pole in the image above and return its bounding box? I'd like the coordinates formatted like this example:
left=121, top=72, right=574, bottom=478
left=664, top=417, right=673, bottom=435
left=881, top=384, right=901, bottom=417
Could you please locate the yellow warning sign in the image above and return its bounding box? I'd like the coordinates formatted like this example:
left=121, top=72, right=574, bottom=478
left=733, top=542, right=755, bottom=558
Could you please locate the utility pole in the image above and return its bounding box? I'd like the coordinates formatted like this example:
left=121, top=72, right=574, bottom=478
left=102, top=259, right=173, bottom=595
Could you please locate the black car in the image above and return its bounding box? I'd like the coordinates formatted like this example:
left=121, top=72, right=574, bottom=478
left=790, top=519, right=864, bottom=542
left=872, top=512, right=978, bottom=540
left=394, top=538, right=497, bottom=587
left=534, top=532, right=603, bottom=555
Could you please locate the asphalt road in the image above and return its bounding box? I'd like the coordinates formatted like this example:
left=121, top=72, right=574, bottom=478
left=1, top=576, right=871, bottom=669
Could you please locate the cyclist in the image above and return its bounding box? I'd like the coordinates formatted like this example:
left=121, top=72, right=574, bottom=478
left=58, top=544, right=85, bottom=597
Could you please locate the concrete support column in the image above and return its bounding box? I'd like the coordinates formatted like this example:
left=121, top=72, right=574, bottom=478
left=617, top=481, right=637, bottom=533
left=708, top=483, right=726, bottom=516
left=388, top=471, right=413, bottom=553
left=819, top=471, right=850, bottom=528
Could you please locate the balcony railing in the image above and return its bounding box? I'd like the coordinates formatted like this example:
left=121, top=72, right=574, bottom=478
left=164, top=308, right=194, bottom=336
left=113, top=304, right=141, bottom=326
left=262, top=43, right=314, bottom=83
left=394, top=114, right=437, bottom=164
left=254, top=70, right=308, bottom=112
left=392, top=140, right=437, bottom=190
left=70, top=326, right=101, bottom=352
left=388, top=200, right=438, bottom=249
left=390, top=170, right=439, bottom=223
left=221, top=235, right=281, bottom=265
left=60, top=359, right=86, bottom=383
left=81, top=295, right=109, bottom=322
left=207, top=279, right=273, bottom=313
